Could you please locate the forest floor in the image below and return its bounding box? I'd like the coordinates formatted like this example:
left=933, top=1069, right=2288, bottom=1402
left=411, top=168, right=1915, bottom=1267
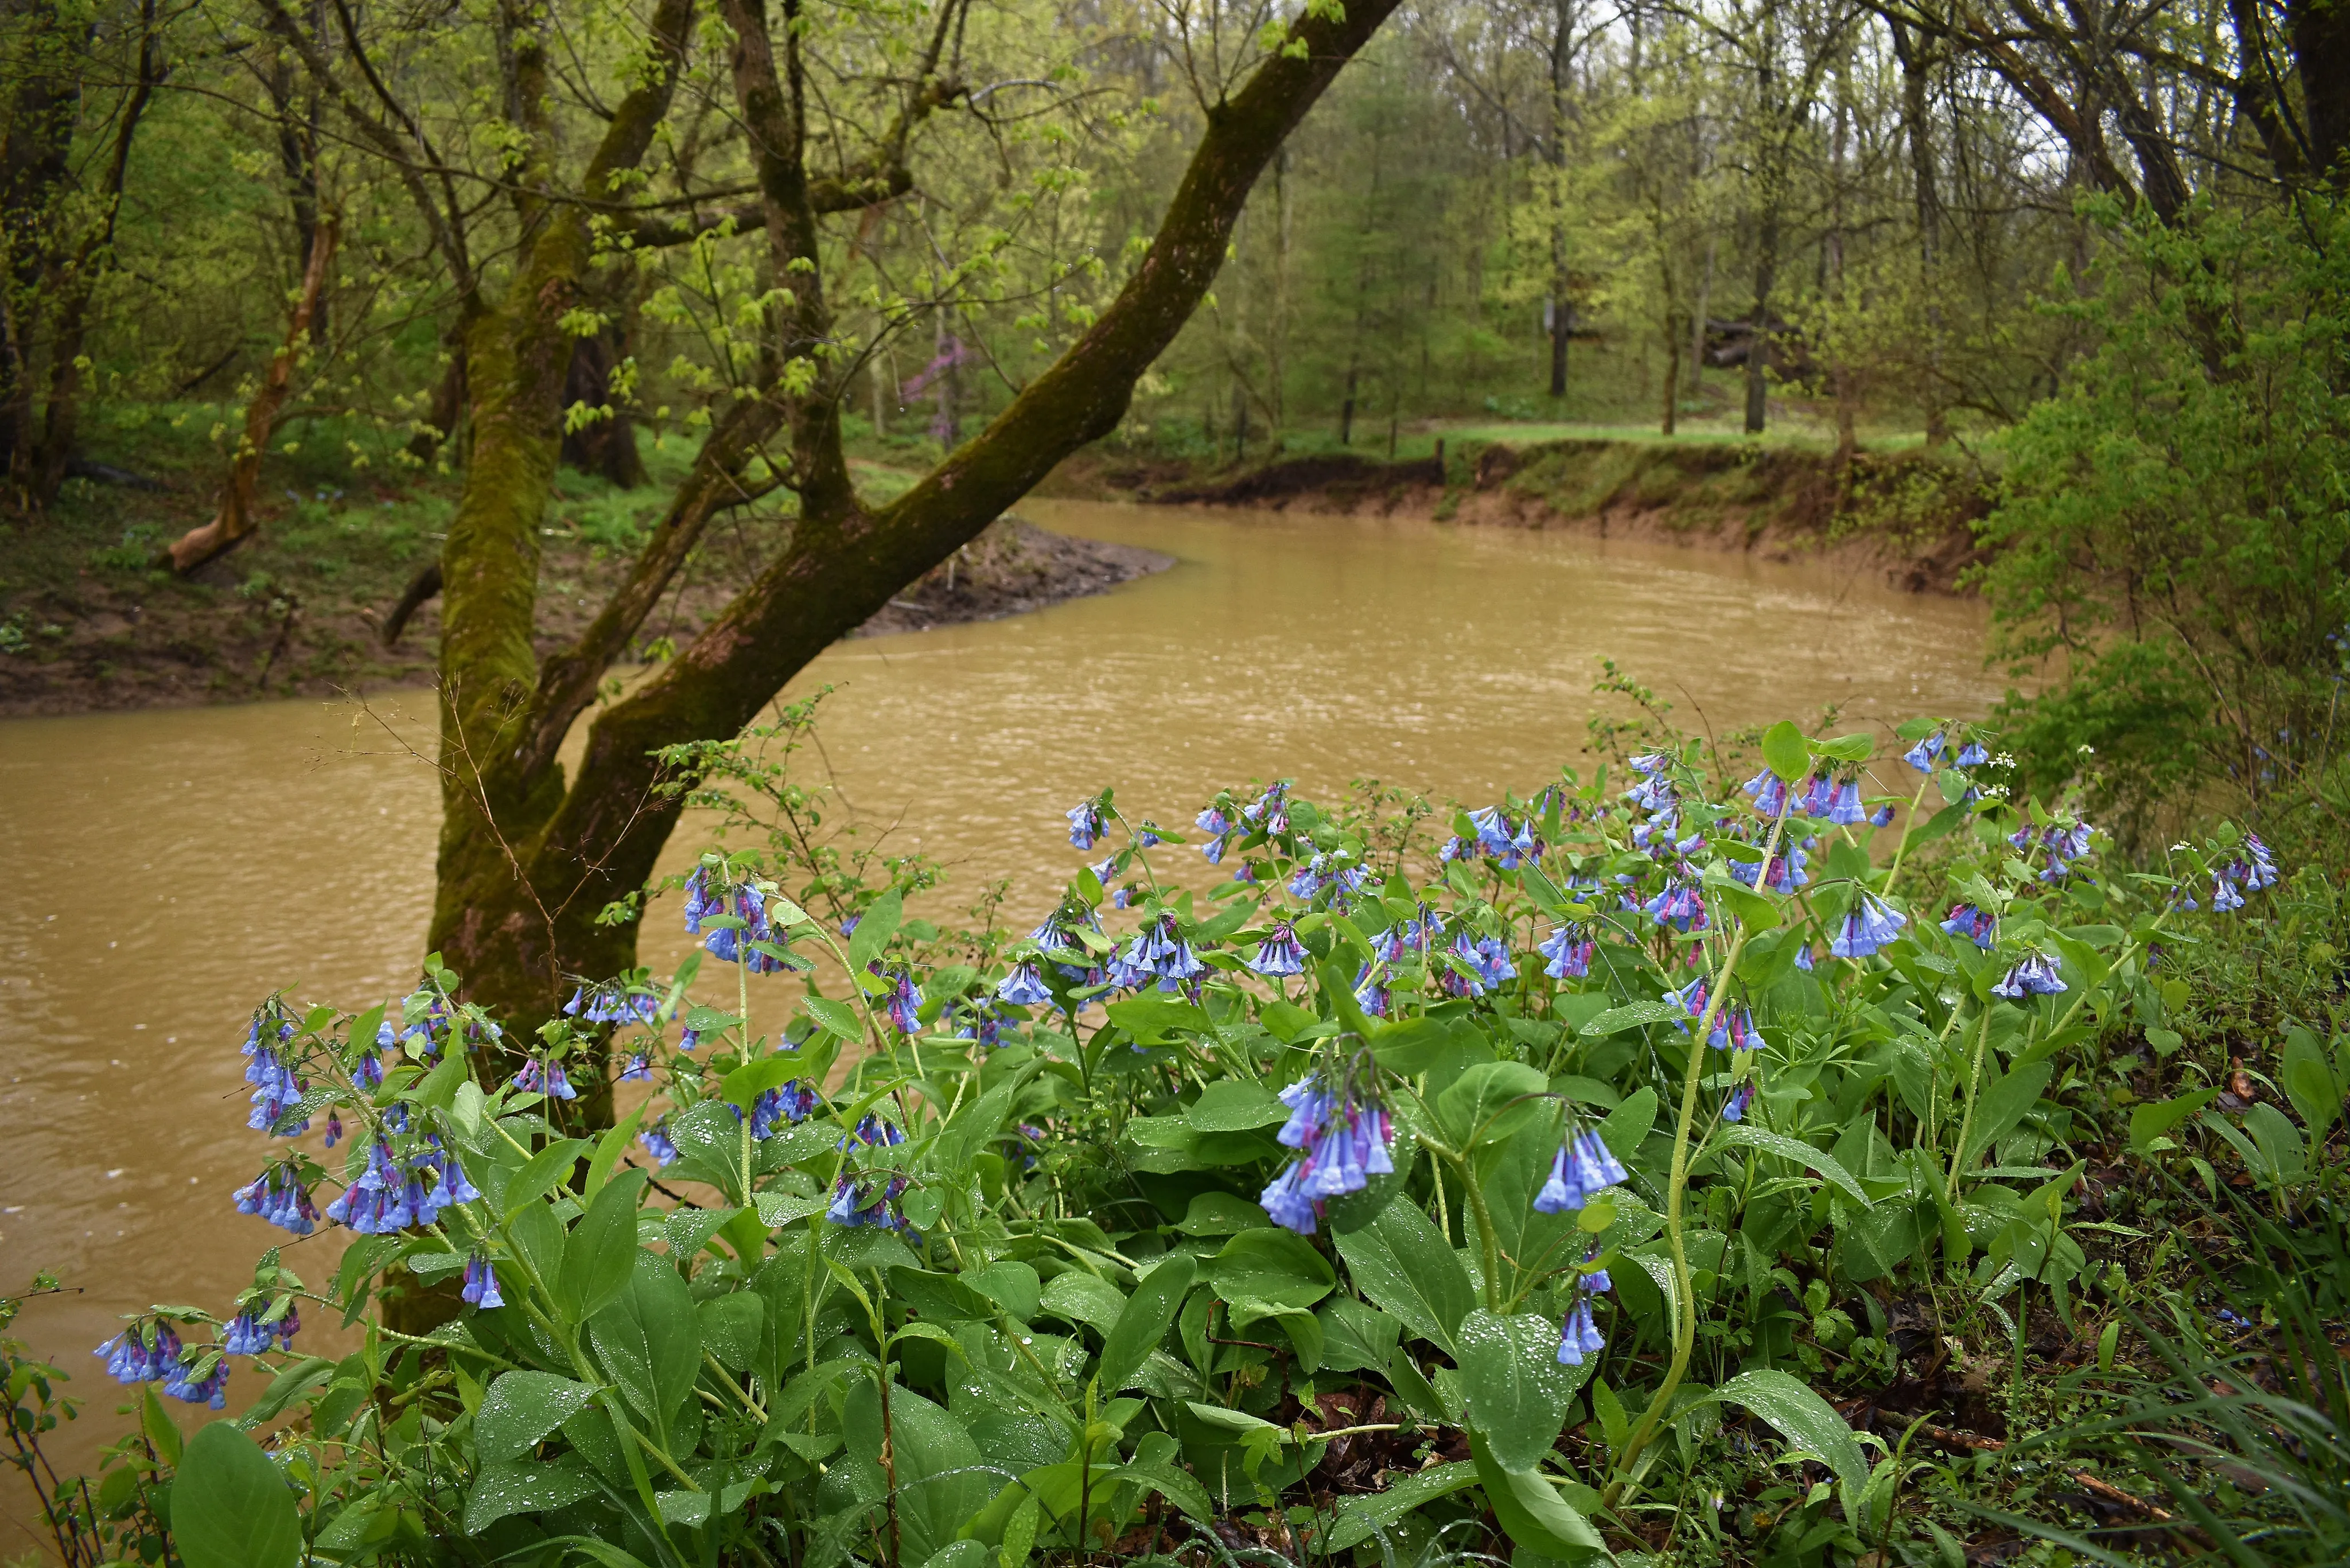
left=1047, top=429, right=1989, bottom=596
left=0, top=429, right=1169, bottom=719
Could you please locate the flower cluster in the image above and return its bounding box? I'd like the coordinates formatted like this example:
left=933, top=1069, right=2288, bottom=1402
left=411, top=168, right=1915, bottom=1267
left=322, top=1135, right=480, bottom=1234
left=684, top=865, right=796, bottom=973
left=512, top=1056, right=578, bottom=1101
left=220, top=1304, right=298, bottom=1356
left=233, top=1164, right=320, bottom=1236
left=1558, top=1247, right=1613, bottom=1367
left=2011, top=817, right=2095, bottom=882
left=565, top=978, right=660, bottom=1028
left=1828, top=893, right=1908, bottom=959
left=242, top=1001, right=308, bottom=1136
left=462, top=1250, right=505, bottom=1309
left=1992, top=950, right=2067, bottom=998
left=1535, top=1123, right=1628, bottom=1213
left=1259, top=1070, right=1394, bottom=1235
left=1107, top=913, right=1208, bottom=994
left=750, top=1079, right=820, bottom=1137
left=95, top=1322, right=227, bottom=1408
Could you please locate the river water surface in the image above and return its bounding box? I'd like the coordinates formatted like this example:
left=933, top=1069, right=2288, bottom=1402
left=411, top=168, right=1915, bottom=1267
left=0, top=499, right=2001, bottom=1524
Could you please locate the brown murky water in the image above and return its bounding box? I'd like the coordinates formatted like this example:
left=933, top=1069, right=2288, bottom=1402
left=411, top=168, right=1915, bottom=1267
left=0, top=499, right=1999, bottom=1530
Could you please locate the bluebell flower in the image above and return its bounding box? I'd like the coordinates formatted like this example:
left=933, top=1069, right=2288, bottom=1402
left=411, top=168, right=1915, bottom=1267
left=1941, top=905, right=1996, bottom=948
left=997, top=962, right=1053, bottom=1007
left=1251, top=921, right=1308, bottom=977
left=1196, top=803, right=1232, bottom=836
left=162, top=1351, right=228, bottom=1409
left=1797, top=773, right=1837, bottom=818
left=617, top=1052, right=652, bottom=1083
left=461, top=1250, right=505, bottom=1309
left=641, top=1120, right=680, bottom=1168
left=1438, top=835, right=1477, bottom=864
left=1793, top=943, right=1815, bottom=972
left=884, top=971, right=923, bottom=1034
left=1539, top=924, right=1594, bottom=979
left=1240, top=784, right=1289, bottom=835
left=1579, top=1245, right=1613, bottom=1293
left=1200, top=834, right=1228, bottom=865
left=221, top=1305, right=297, bottom=1356
left=1867, top=802, right=1896, bottom=827
left=324, top=1109, right=344, bottom=1148
left=1825, top=779, right=1866, bottom=826
left=1743, top=768, right=1792, bottom=818
left=234, top=1166, right=318, bottom=1236
left=1535, top=1129, right=1628, bottom=1213
left=512, top=1057, right=578, bottom=1101
left=96, top=1322, right=180, bottom=1385
left=1828, top=894, right=1907, bottom=958
left=1901, top=732, right=1946, bottom=771
left=1557, top=1299, right=1606, bottom=1367
left=1067, top=799, right=1107, bottom=850
left=1953, top=741, right=1989, bottom=767
left=1352, top=963, right=1390, bottom=1018
left=1645, top=876, right=1707, bottom=932
left=1722, top=1083, right=1755, bottom=1123
left=842, top=1113, right=905, bottom=1150
left=1260, top=1071, right=1393, bottom=1234
left=1231, top=862, right=1258, bottom=884
left=2241, top=834, right=2279, bottom=890
left=242, top=1004, right=309, bottom=1137
left=566, top=979, right=661, bottom=1028
left=1288, top=858, right=1325, bottom=899
left=2211, top=872, right=2244, bottom=912
left=1992, top=950, right=2067, bottom=998
left=351, top=1039, right=384, bottom=1091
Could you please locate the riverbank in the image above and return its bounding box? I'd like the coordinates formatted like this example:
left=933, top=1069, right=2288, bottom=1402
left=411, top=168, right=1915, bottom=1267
left=1048, top=435, right=1989, bottom=594
left=0, top=494, right=1168, bottom=719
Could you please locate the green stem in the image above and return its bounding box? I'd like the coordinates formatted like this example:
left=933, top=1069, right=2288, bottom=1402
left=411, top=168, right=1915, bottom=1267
left=1603, top=804, right=1788, bottom=1506
left=1880, top=769, right=1937, bottom=898
left=1947, top=1006, right=1995, bottom=1190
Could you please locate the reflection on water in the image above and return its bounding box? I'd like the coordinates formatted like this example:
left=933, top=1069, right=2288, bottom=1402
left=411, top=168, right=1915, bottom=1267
left=0, top=499, right=1997, bottom=1504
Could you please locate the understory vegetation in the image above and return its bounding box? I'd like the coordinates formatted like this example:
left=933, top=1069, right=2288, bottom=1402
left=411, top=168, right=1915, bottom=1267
left=7, top=692, right=2345, bottom=1567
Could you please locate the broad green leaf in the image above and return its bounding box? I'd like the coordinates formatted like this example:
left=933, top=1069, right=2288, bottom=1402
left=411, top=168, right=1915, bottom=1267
left=558, top=1169, right=648, bottom=1322
left=1333, top=1199, right=1474, bottom=1352
left=1098, top=1254, right=1195, bottom=1395
left=1208, top=1228, right=1336, bottom=1310
left=1711, top=1367, right=1869, bottom=1503
left=1438, top=1060, right=1550, bottom=1147
left=2283, top=1027, right=2341, bottom=1137
left=503, top=1138, right=587, bottom=1214
left=803, top=995, right=865, bottom=1040
left=1455, top=1309, right=1584, bottom=1470
left=1039, top=1271, right=1128, bottom=1333
left=1185, top=1080, right=1287, bottom=1131
left=588, top=1251, right=703, bottom=1445
left=476, top=1371, right=598, bottom=1463
left=1578, top=1000, right=1686, bottom=1037
left=844, top=1379, right=987, bottom=1565
left=1760, top=722, right=1809, bottom=787
left=1469, top=1429, right=1605, bottom=1560
left=1597, top=1087, right=1658, bottom=1164
left=1174, top=1191, right=1271, bottom=1236
left=1325, top=1462, right=1478, bottom=1550
left=172, top=1423, right=301, bottom=1568
left=1711, top=1125, right=1870, bottom=1207
left=583, top=1102, right=647, bottom=1199
left=698, top=1293, right=765, bottom=1371
left=848, top=889, right=902, bottom=970
left=1104, top=992, right=1212, bottom=1042
left=464, top=1456, right=600, bottom=1532
left=1961, top=1063, right=2053, bottom=1166
left=2129, top=1087, right=2219, bottom=1155
left=1318, top=1295, right=1402, bottom=1374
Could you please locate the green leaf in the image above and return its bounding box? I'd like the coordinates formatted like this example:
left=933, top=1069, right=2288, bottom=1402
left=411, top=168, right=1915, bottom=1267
left=2129, top=1087, right=2220, bottom=1155
left=848, top=889, right=902, bottom=970
left=1711, top=1368, right=1869, bottom=1503
left=464, top=1456, right=600, bottom=1532
left=803, top=995, right=865, bottom=1040
left=1333, top=1199, right=1474, bottom=1352
left=1098, top=1254, right=1196, bottom=1394
left=1578, top=1000, right=1686, bottom=1037
left=698, top=1293, right=765, bottom=1372
left=2283, top=1026, right=2341, bottom=1137
left=1040, top=1271, right=1128, bottom=1333
left=844, top=1379, right=987, bottom=1565
left=588, top=1251, right=703, bottom=1444
left=1174, top=1192, right=1271, bottom=1236
left=476, top=1371, right=598, bottom=1463
left=722, top=1052, right=807, bottom=1111
left=1106, top=992, right=1212, bottom=1042
left=1962, top=1063, right=2053, bottom=1166
left=558, top=1170, right=648, bottom=1323
left=1208, top=1228, right=1335, bottom=1310
left=1455, top=1309, right=1584, bottom=1470
left=1469, top=1429, right=1605, bottom=1560
left=172, top=1423, right=301, bottom=1568
left=1761, top=721, right=1810, bottom=787
left=1185, top=1080, right=1287, bottom=1132
left=1438, top=1060, right=1550, bottom=1147
left=1711, top=1125, right=1870, bottom=1207
left=1597, top=1087, right=1658, bottom=1164
left=1325, top=1462, right=1479, bottom=1551
left=1814, top=732, right=1875, bottom=764
left=583, top=1102, right=648, bottom=1200
left=503, top=1138, right=587, bottom=1214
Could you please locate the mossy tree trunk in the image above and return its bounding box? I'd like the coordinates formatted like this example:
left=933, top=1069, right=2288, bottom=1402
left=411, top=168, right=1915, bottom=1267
left=413, top=0, right=1407, bottom=1084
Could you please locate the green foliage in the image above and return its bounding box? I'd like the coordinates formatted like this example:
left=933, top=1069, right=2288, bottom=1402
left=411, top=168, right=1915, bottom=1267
left=1981, top=197, right=2350, bottom=839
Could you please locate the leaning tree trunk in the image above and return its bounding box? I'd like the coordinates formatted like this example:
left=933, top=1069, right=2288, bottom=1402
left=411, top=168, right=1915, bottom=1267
left=422, top=0, right=1410, bottom=1068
